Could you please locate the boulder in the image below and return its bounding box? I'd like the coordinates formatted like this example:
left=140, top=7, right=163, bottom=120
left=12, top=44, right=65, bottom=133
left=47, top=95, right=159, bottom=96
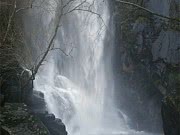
left=27, top=91, right=46, bottom=112
left=35, top=112, right=67, bottom=135
left=27, top=90, right=68, bottom=135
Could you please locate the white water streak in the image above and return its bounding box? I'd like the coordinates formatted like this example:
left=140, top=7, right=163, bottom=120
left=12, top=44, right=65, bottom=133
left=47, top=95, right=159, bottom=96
left=34, top=0, right=160, bottom=135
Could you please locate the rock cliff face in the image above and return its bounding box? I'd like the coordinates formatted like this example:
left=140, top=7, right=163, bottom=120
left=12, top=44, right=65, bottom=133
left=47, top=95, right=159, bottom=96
left=109, top=0, right=180, bottom=134
left=161, top=90, right=180, bottom=135
left=0, top=1, right=68, bottom=134
left=0, top=65, right=68, bottom=135
left=0, top=71, right=68, bottom=135
left=0, top=103, right=50, bottom=135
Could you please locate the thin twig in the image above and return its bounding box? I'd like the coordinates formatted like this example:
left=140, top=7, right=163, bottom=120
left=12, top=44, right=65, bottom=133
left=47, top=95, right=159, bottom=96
left=22, top=1, right=64, bottom=89
left=116, top=0, right=180, bottom=22
left=3, top=0, right=16, bottom=42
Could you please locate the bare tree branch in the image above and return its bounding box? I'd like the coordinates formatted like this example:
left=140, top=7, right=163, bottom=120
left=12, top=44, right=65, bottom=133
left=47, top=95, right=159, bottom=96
left=63, top=0, right=87, bottom=15
left=33, top=18, right=62, bottom=76
left=116, top=0, right=180, bottom=23
left=22, top=1, right=64, bottom=89
left=3, top=0, right=105, bottom=91
left=3, top=0, right=16, bottom=42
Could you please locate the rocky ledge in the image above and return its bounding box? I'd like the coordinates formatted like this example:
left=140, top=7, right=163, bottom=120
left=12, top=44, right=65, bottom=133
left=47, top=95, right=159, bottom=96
left=0, top=103, right=50, bottom=135
left=0, top=103, right=68, bottom=135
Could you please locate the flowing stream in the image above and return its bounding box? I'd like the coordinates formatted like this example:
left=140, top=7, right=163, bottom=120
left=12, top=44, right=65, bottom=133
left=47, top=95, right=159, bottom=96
left=34, top=0, right=160, bottom=135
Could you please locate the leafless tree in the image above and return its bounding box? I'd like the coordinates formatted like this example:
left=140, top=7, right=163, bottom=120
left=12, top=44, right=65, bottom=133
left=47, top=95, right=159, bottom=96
left=0, top=0, right=106, bottom=99
left=1, top=0, right=179, bottom=87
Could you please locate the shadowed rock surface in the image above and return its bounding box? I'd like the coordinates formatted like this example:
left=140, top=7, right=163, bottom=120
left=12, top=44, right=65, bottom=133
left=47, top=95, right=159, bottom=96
left=0, top=103, right=50, bottom=135
left=109, top=0, right=180, bottom=134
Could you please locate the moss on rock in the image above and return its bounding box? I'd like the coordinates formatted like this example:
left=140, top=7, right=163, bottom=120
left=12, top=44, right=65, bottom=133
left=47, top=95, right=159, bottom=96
left=0, top=103, right=50, bottom=135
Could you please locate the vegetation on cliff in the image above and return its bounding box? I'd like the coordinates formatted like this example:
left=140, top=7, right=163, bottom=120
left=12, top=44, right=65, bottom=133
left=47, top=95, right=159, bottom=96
left=112, top=0, right=180, bottom=133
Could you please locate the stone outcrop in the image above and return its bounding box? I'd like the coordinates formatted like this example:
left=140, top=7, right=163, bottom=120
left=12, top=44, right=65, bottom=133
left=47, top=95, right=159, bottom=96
left=29, top=91, right=68, bottom=135
left=27, top=90, right=46, bottom=113
left=0, top=103, right=50, bottom=135
left=0, top=92, right=68, bottom=135
left=0, top=1, right=68, bottom=135
left=161, top=83, right=180, bottom=135
left=35, top=112, right=68, bottom=135
left=0, top=65, right=68, bottom=135
left=110, top=0, right=180, bottom=133
left=0, top=65, right=33, bottom=104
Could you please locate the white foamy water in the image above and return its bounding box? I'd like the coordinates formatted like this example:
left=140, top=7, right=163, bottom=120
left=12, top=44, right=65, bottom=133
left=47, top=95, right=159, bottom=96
left=34, top=0, right=161, bottom=135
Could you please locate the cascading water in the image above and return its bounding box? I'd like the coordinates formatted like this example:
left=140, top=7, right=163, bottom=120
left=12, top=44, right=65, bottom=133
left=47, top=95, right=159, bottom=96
left=34, top=0, right=160, bottom=135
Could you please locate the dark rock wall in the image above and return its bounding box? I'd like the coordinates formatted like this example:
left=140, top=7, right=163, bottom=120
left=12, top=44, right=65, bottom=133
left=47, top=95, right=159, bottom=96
left=109, top=0, right=180, bottom=133
left=0, top=1, right=68, bottom=135
left=161, top=91, right=180, bottom=135
left=0, top=103, right=50, bottom=135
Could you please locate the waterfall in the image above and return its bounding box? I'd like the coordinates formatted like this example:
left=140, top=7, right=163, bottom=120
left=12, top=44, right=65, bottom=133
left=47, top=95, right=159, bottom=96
left=33, top=0, right=161, bottom=135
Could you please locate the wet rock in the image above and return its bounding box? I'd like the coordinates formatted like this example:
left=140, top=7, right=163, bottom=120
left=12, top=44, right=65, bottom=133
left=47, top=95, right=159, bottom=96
left=0, top=103, right=50, bottom=135
left=111, top=0, right=180, bottom=133
left=45, top=114, right=56, bottom=121
left=161, top=91, right=180, bottom=135
left=152, top=30, right=180, bottom=64
left=35, top=112, right=67, bottom=135
left=26, top=90, right=68, bottom=135
left=0, top=65, right=33, bottom=103
left=27, top=91, right=46, bottom=112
